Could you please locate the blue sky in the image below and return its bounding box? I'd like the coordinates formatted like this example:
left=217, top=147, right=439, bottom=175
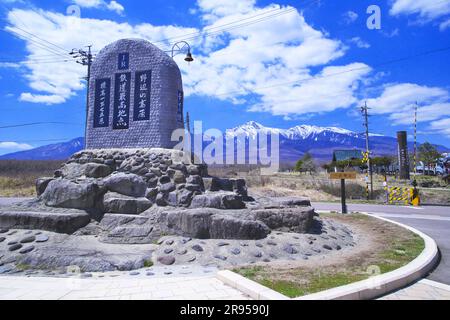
left=0, top=0, right=450, bottom=155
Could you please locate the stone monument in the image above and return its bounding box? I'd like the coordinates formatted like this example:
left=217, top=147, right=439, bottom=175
left=86, top=38, right=184, bottom=150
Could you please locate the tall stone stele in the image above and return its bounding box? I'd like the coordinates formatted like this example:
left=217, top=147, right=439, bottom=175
left=86, top=38, right=185, bottom=150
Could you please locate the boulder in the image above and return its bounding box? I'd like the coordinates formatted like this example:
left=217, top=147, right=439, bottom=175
left=103, top=173, right=147, bottom=197
left=190, top=193, right=245, bottom=210
left=164, top=208, right=270, bottom=240
left=0, top=210, right=90, bottom=234
left=178, top=190, right=195, bottom=207
left=190, top=194, right=222, bottom=209
left=252, top=207, right=315, bottom=233
left=85, top=163, right=112, bottom=178
left=41, top=179, right=101, bottom=210
left=58, top=163, right=86, bottom=179
left=36, top=177, right=54, bottom=196
left=173, top=171, right=186, bottom=184
left=187, top=175, right=205, bottom=190
left=160, top=182, right=176, bottom=194
left=145, top=188, right=159, bottom=201
left=103, top=192, right=152, bottom=215
left=210, top=177, right=233, bottom=192
left=222, top=194, right=246, bottom=209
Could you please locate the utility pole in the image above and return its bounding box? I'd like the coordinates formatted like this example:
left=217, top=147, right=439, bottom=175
left=70, top=45, right=93, bottom=148
left=185, top=112, right=191, bottom=134
left=361, top=101, right=374, bottom=200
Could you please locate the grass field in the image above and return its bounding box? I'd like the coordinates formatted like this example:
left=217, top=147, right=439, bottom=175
left=233, top=213, right=425, bottom=298
left=0, top=160, right=62, bottom=197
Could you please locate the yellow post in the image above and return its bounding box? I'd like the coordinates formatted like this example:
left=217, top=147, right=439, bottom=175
left=411, top=187, right=420, bottom=207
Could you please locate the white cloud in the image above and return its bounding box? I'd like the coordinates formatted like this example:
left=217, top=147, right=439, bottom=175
left=430, top=118, right=450, bottom=136
left=364, top=83, right=450, bottom=126
left=390, top=0, right=450, bottom=28
left=106, top=1, right=124, bottom=15
left=6, top=8, right=199, bottom=105
left=343, top=11, right=358, bottom=24
left=349, top=37, right=370, bottom=49
left=0, top=62, right=21, bottom=68
left=440, top=18, right=450, bottom=31
left=73, top=0, right=125, bottom=15
left=0, top=142, right=33, bottom=155
left=19, top=92, right=67, bottom=104
left=196, top=0, right=255, bottom=22
left=5, top=1, right=370, bottom=118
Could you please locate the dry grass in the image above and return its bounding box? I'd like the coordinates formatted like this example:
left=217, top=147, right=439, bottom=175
left=234, top=213, right=425, bottom=298
left=0, top=160, right=62, bottom=197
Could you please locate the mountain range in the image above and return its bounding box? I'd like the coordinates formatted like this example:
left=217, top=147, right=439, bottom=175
left=1, top=122, right=448, bottom=163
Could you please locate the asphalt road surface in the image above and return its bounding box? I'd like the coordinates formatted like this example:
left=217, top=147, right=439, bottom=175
left=0, top=198, right=448, bottom=285
left=313, top=202, right=450, bottom=285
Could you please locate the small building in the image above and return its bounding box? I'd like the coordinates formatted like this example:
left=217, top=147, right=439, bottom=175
left=332, top=149, right=363, bottom=162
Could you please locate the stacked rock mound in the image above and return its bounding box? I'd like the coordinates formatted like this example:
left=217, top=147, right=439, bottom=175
left=27, top=148, right=317, bottom=243
left=37, top=148, right=247, bottom=214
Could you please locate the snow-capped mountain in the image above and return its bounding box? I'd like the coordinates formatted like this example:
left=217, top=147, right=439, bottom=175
left=226, top=121, right=359, bottom=140
left=225, top=122, right=449, bottom=163
left=1, top=122, right=448, bottom=163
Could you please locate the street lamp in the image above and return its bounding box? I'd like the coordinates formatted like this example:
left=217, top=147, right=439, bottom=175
left=171, top=41, right=194, bottom=63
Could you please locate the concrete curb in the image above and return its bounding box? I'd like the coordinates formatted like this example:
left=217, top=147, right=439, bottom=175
left=217, top=212, right=440, bottom=300
left=216, top=270, right=290, bottom=300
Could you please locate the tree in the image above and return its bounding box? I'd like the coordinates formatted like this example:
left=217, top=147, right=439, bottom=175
left=301, top=153, right=316, bottom=174
left=294, top=159, right=303, bottom=173
left=294, top=153, right=316, bottom=174
left=372, top=156, right=394, bottom=173
left=418, top=142, right=441, bottom=175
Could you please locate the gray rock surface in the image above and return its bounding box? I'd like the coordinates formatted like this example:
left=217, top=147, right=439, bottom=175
left=104, top=173, right=147, bottom=197
left=102, top=192, right=152, bottom=215
left=164, top=208, right=271, bottom=240
left=41, top=179, right=101, bottom=210
left=0, top=210, right=91, bottom=234
left=36, top=178, right=54, bottom=197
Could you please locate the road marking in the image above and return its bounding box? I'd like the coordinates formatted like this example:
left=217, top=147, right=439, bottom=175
left=403, top=206, right=424, bottom=210
left=371, top=213, right=450, bottom=222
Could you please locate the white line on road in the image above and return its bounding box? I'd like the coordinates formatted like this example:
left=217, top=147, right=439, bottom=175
left=370, top=213, right=450, bottom=222
left=403, top=206, right=424, bottom=210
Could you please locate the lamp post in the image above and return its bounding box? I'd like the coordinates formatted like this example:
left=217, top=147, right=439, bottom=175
left=171, top=41, right=194, bottom=62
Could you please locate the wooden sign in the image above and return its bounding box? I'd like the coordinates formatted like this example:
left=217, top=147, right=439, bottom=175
left=329, top=172, right=357, bottom=180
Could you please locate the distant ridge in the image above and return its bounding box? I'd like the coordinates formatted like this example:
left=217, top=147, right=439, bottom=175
left=1, top=122, right=448, bottom=163
left=0, top=138, right=84, bottom=161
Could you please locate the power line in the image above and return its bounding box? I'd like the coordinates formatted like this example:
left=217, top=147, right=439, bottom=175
left=161, top=8, right=298, bottom=50
left=0, top=122, right=82, bottom=129
left=211, top=45, right=450, bottom=97
left=0, top=1, right=70, bottom=55
left=154, top=7, right=297, bottom=48
left=0, top=138, right=76, bottom=143
left=6, top=29, right=72, bottom=60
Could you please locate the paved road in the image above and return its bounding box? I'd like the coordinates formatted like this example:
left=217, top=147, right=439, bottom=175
left=313, top=202, right=450, bottom=285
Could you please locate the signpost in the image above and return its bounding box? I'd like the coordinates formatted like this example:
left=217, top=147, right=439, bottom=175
left=329, top=172, right=357, bottom=214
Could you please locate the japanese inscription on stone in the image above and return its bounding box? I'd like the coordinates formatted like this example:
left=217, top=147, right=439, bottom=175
left=113, top=72, right=131, bottom=130
left=93, top=78, right=111, bottom=128
left=177, top=90, right=183, bottom=122
left=134, top=70, right=152, bottom=121
left=118, top=52, right=129, bottom=70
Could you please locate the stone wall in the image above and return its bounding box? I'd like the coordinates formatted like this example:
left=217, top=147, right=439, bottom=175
left=86, top=39, right=184, bottom=150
